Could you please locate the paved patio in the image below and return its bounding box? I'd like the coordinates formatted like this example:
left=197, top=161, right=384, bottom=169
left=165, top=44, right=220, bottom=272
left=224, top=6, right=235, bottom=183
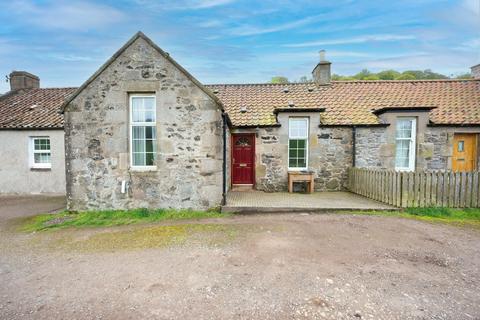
left=223, top=191, right=397, bottom=213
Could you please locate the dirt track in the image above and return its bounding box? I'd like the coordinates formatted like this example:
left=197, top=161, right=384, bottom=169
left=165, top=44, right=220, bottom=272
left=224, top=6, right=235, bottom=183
left=0, top=196, right=479, bottom=319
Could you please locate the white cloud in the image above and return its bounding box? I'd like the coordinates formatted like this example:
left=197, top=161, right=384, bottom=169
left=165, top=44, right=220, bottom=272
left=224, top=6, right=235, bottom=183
left=227, top=14, right=326, bottom=36
left=284, top=34, right=416, bottom=48
left=133, top=0, right=235, bottom=10
left=6, top=0, right=125, bottom=31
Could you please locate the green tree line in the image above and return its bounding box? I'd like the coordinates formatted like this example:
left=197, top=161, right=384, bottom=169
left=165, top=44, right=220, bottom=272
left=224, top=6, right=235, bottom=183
left=270, top=69, right=473, bottom=83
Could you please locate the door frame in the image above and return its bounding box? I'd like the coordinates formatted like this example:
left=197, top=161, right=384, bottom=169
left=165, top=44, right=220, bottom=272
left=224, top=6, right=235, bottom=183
left=231, top=133, right=256, bottom=186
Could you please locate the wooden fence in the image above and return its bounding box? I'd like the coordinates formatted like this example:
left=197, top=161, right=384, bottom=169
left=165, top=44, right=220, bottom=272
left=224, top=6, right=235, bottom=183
left=348, top=167, right=480, bottom=208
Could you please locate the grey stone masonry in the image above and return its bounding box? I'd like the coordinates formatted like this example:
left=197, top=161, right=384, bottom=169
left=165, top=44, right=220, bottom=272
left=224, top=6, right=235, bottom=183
left=64, top=36, right=224, bottom=211
left=236, top=115, right=352, bottom=192
left=355, top=127, right=387, bottom=168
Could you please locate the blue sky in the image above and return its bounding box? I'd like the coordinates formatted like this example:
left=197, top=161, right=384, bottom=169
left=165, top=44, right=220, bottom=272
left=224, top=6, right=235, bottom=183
left=0, top=0, right=479, bottom=92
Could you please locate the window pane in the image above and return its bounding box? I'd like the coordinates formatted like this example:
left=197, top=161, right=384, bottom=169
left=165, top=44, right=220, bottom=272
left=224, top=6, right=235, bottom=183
left=131, top=125, right=156, bottom=167
left=297, top=139, right=305, bottom=148
left=396, top=120, right=412, bottom=139
left=34, top=152, right=51, bottom=164
left=297, top=148, right=306, bottom=159
left=145, top=153, right=155, bottom=166
left=289, top=140, right=297, bottom=148
left=131, top=96, right=156, bottom=123
left=133, top=153, right=145, bottom=166
left=34, top=138, right=50, bottom=151
left=298, top=158, right=306, bottom=168
left=395, top=140, right=410, bottom=168
left=289, top=118, right=308, bottom=138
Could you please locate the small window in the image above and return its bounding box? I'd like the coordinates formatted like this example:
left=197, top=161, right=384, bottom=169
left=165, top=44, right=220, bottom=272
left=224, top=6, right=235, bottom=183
left=288, top=118, right=309, bottom=170
left=395, top=118, right=416, bottom=171
left=30, top=137, right=51, bottom=169
left=130, top=95, right=157, bottom=168
left=458, top=141, right=464, bottom=152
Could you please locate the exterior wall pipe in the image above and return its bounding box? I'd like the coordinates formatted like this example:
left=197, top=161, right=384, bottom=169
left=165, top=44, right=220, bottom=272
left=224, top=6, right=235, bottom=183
left=221, top=112, right=227, bottom=205
left=352, top=126, right=356, bottom=167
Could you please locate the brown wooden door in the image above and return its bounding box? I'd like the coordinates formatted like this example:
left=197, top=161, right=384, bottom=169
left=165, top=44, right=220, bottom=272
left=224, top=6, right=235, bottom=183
left=452, top=133, right=477, bottom=172
left=232, top=134, right=255, bottom=184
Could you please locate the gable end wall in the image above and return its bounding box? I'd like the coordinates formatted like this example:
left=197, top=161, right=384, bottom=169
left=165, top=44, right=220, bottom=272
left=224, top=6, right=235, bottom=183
left=64, top=37, right=223, bottom=210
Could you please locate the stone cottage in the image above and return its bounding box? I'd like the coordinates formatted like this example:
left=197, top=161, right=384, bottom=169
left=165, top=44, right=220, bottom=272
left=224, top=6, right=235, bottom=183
left=2, top=31, right=479, bottom=210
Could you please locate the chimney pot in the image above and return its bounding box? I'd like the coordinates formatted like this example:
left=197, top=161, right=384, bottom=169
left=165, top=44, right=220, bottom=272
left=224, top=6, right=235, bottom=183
left=319, top=50, right=326, bottom=62
left=9, top=71, right=40, bottom=92
left=312, top=50, right=331, bottom=85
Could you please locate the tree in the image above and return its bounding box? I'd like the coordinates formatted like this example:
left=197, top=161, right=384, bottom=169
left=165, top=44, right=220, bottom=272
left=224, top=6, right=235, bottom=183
left=377, top=70, right=400, bottom=80
left=396, top=73, right=416, bottom=80
left=353, top=69, right=372, bottom=80
left=270, top=76, right=289, bottom=84
left=297, top=76, right=311, bottom=83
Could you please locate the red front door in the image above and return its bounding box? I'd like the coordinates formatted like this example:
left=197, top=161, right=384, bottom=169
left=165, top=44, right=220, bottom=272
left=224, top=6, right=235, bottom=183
left=232, top=134, right=255, bottom=185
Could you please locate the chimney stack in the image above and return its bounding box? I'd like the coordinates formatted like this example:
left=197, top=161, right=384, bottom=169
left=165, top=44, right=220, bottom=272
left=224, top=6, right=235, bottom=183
left=472, top=64, right=480, bottom=79
left=312, top=50, right=331, bottom=85
left=9, top=71, right=40, bottom=92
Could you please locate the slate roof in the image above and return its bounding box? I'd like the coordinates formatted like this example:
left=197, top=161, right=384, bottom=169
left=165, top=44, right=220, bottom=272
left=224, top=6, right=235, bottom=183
left=0, top=79, right=479, bottom=129
left=0, top=88, right=76, bottom=129
left=207, top=79, right=480, bottom=127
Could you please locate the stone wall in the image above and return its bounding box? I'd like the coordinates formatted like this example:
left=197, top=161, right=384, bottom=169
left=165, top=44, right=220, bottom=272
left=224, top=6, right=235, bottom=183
left=235, top=118, right=353, bottom=192
left=355, top=127, right=387, bottom=168
left=64, top=36, right=224, bottom=211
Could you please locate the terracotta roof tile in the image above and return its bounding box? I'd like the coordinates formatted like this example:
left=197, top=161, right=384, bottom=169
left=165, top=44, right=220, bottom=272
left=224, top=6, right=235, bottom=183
left=0, top=88, right=76, bottom=129
left=1, top=79, right=479, bottom=129
left=207, top=79, right=480, bottom=127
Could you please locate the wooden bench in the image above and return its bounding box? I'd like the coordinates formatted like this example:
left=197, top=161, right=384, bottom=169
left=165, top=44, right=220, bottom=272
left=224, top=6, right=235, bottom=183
left=288, top=171, right=314, bottom=193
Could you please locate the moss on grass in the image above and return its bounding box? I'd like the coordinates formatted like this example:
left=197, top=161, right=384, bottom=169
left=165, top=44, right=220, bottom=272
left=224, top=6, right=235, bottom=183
left=21, top=208, right=230, bottom=232
left=64, top=224, right=240, bottom=252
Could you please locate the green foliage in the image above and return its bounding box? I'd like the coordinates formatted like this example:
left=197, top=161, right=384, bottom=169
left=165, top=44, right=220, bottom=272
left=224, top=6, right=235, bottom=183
left=270, top=76, right=289, bottom=84
left=326, top=68, right=465, bottom=81
left=22, top=208, right=230, bottom=231
left=377, top=70, right=401, bottom=80
left=396, top=73, right=416, bottom=80
left=455, top=73, right=473, bottom=79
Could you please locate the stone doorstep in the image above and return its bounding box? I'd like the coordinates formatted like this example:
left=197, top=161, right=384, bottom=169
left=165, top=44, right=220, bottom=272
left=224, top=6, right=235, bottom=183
left=221, top=206, right=400, bottom=214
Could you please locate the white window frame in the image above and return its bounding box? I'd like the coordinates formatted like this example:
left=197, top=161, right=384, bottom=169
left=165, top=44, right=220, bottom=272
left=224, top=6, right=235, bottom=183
left=395, top=117, right=416, bottom=172
left=129, top=94, right=157, bottom=171
left=288, top=117, right=309, bottom=171
left=29, top=136, right=52, bottom=169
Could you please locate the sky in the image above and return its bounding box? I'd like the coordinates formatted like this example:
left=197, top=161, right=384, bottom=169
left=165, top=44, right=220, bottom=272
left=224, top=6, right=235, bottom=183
left=0, top=0, right=479, bottom=92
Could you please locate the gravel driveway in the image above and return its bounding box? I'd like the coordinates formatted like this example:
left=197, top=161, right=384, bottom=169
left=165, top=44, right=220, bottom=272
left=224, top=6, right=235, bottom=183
left=0, top=197, right=479, bottom=319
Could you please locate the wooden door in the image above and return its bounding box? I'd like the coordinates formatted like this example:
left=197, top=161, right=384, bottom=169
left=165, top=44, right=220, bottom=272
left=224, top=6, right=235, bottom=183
left=452, top=133, right=477, bottom=172
left=232, top=134, right=255, bottom=185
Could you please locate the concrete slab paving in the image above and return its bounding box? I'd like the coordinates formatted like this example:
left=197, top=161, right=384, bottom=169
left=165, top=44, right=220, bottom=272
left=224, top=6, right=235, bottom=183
left=223, top=191, right=397, bottom=213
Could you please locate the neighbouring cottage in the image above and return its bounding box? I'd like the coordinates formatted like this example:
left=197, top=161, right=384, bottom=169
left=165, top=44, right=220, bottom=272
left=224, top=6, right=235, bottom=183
left=0, top=72, right=74, bottom=194
left=1, top=31, right=480, bottom=211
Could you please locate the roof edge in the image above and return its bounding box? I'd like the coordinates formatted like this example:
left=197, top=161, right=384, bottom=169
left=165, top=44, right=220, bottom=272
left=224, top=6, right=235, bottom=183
left=60, top=31, right=224, bottom=113
left=372, top=106, right=437, bottom=115
left=273, top=107, right=326, bottom=114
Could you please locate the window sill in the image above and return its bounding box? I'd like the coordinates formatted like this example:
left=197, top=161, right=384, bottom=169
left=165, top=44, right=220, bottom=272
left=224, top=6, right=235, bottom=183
left=30, top=167, right=52, bottom=171
left=129, top=166, right=157, bottom=172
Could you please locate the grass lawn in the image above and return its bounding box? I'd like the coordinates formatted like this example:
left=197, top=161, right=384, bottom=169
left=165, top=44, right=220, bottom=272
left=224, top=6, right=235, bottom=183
left=351, top=207, right=480, bottom=229
left=21, top=207, right=480, bottom=232
left=22, top=208, right=230, bottom=232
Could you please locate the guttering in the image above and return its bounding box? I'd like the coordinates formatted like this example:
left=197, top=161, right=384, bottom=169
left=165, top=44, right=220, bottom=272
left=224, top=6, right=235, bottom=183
left=427, top=123, right=480, bottom=127
left=352, top=126, right=356, bottom=167
left=0, top=127, right=64, bottom=131
left=233, top=123, right=282, bottom=129
left=318, top=123, right=390, bottom=128
left=273, top=107, right=326, bottom=114
left=372, top=106, right=437, bottom=115
left=221, top=112, right=228, bottom=206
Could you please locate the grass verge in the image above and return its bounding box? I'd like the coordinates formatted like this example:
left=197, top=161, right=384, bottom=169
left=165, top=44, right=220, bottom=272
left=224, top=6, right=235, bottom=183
left=21, top=208, right=230, bottom=232
left=349, top=207, right=480, bottom=229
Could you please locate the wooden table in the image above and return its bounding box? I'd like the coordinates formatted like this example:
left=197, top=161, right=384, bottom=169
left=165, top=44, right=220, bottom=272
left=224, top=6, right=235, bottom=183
left=288, top=171, right=314, bottom=193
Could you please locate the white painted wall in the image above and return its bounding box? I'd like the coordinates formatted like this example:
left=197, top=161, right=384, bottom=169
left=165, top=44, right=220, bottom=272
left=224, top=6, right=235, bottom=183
left=0, top=130, right=65, bottom=194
